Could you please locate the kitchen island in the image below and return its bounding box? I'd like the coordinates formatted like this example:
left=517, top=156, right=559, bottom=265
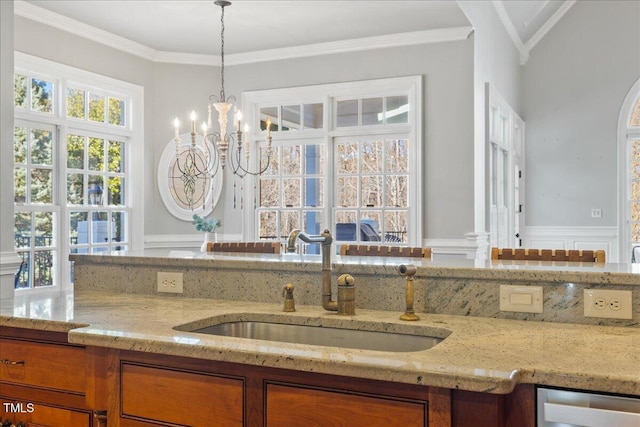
left=1, top=289, right=639, bottom=395
left=1, top=251, right=638, bottom=426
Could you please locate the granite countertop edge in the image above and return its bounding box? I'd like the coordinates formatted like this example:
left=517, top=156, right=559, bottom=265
left=2, top=291, right=639, bottom=396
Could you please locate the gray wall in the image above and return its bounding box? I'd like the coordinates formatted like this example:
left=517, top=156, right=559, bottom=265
left=201, top=41, right=475, bottom=240
left=458, top=1, right=523, bottom=235
left=13, top=14, right=475, bottom=242
left=523, top=0, right=640, bottom=227
left=16, top=1, right=635, bottom=248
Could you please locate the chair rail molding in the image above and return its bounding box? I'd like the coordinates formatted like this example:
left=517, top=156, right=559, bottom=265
left=523, top=226, right=619, bottom=263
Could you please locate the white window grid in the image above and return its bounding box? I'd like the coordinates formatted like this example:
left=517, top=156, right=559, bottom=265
left=243, top=76, right=422, bottom=248
left=14, top=53, right=142, bottom=293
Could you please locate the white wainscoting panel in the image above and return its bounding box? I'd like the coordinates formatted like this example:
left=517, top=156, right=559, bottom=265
left=523, top=226, right=619, bottom=263
left=425, top=232, right=490, bottom=260
left=145, top=233, right=241, bottom=250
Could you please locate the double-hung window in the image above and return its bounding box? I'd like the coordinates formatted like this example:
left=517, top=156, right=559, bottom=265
left=243, top=76, right=422, bottom=250
left=13, top=53, right=143, bottom=292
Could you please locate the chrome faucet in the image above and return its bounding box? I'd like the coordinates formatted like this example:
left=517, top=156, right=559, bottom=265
left=287, top=229, right=352, bottom=314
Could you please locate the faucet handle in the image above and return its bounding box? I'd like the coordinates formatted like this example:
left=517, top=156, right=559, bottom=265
left=337, top=274, right=355, bottom=316
left=398, top=264, right=417, bottom=276
left=282, top=283, right=295, bottom=312
left=397, top=264, right=419, bottom=321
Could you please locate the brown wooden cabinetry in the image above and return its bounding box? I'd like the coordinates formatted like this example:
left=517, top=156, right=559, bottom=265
left=120, top=362, right=243, bottom=427
left=0, top=337, right=86, bottom=393
left=0, top=327, right=107, bottom=427
left=116, top=351, right=458, bottom=427
left=116, top=351, right=534, bottom=427
left=265, top=383, right=426, bottom=427
left=0, top=401, right=91, bottom=426
left=0, top=327, right=535, bottom=427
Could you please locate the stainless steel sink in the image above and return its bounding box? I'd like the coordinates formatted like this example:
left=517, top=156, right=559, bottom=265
left=189, top=321, right=444, bottom=352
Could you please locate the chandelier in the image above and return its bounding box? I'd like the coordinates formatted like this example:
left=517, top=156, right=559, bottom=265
left=170, top=0, right=272, bottom=211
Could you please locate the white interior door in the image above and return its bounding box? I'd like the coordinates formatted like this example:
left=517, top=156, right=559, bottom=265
left=487, top=84, right=524, bottom=248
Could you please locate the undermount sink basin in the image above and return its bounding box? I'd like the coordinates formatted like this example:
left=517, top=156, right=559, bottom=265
left=187, top=321, right=444, bottom=352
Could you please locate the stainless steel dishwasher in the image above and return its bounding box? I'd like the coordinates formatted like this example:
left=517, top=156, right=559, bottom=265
left=537, top=387, right=640, bottom=427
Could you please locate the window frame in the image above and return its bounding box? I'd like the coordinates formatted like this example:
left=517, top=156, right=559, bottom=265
left=14, top=52, right=144, bottom=294
left=242, top=76, right=422, bottom=246
left=618, top=77, right=640, bottom=261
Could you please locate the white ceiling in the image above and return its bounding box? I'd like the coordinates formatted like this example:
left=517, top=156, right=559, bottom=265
left=18, top=0, right=574, bottom=62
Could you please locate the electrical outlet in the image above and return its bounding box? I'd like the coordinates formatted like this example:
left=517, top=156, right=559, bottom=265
left=157, top=272, right=183, bottom=294
left=591, top=208, right=602, bottom=218
left=584, top=289, right=632, bottom=319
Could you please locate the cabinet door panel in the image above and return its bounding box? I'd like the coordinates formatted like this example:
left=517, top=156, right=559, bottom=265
left=0, top=338, right=86, bottom=393
left=121, top=363, right=243, bottom=427
left=266, top=383, right=425, bottom=427
left=0, top=401, right=91, bottom=427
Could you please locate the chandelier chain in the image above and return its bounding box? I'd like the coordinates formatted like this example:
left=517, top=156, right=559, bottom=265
left=219, top=4, right=226, bottom=102
left=169, top=0, right=272, bottom=212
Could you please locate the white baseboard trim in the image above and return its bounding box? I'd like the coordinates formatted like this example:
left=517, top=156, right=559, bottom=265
left=147, top=232, right=491, bottom=259
left=144, top=233, right=242, bottom=249
left=424, top=231, right=490, bottom=260
left=523, top=226, right=620, bottom=263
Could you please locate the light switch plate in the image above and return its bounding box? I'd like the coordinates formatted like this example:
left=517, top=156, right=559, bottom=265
left=500, top=285, right=543, bottom=313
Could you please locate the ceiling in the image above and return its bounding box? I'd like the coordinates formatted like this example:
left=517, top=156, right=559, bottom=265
left=17, top=0, right=574, bottom=63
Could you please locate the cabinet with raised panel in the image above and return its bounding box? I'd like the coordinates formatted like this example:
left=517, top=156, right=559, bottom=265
left=115, top=350, right=533, bottom=427
left=0, top=327, right=107, bottom=427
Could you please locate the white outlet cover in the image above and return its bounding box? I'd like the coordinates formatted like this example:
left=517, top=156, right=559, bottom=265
left=157, top=272, right=184, bottom=294
left=584, top=289, right=632, bottom=319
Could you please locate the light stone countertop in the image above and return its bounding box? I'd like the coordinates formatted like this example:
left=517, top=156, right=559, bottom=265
left=1, top=290, right=639, bottom=396
left=70, top=249, right=640, bottom=286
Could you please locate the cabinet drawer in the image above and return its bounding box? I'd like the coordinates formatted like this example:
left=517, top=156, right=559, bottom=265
left=120, top=363, right=243, bottom=427
left=266, top=383, right=425, bottom=427
left=0, top=400, right=91, bottom=427
left=0, top=338, right=86, bottom=394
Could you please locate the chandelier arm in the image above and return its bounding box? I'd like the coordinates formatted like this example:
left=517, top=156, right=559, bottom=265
left=232, top=143, right=272, bottom=177
left=202, top=132, right=223, bottom=175
left=226, top=133, right=248, bottom=178
left=176, top=144, right=214, bottom=179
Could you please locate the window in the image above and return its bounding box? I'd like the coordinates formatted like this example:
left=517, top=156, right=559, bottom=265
left=13, top=53, right=143, bottom=292
left=620, top=78, right=640, bottom=261
left=243, top=77, right=422, bottom=249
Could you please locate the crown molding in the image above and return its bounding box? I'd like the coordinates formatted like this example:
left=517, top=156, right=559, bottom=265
left=225, top=26, right=474, bottom=66
left=14, top=1, right=472, bottom=67
left=493, top=0, right=576, bottom=65
left=154, top=51, right=219, bottom=66
left=14, top=0, right=158, bottom=61
left=524, top=0, right=576, bottom=54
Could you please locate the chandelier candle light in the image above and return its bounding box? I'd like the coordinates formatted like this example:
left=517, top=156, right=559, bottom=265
left=170, top=0, right=272, bottom=211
